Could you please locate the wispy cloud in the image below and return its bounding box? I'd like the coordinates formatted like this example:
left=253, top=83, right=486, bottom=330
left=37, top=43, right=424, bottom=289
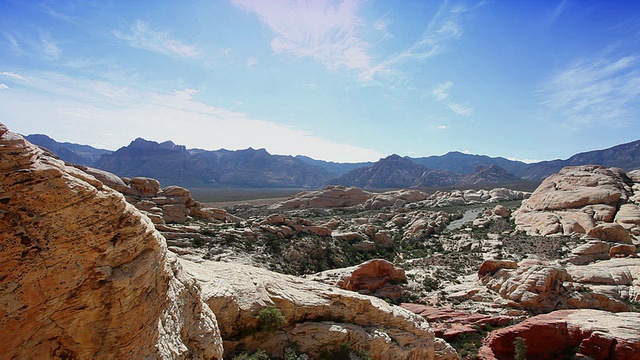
left=437, top=124, right=448, bottom=129
left=431, top=81, right=473, bottom=116
left=0, top=70, right=383, bottom=162
left=539, top=53, right=640, bottom=127
left=447, top=102, right=472, bottom=116
left=232, top=0, right=482, bottom=82
left=246, top=57, right=257, bottom=66
left=232, top=0, right=372, bottom=76
left=3, top=32, right=20, bottom=53
left=0, top=84, right=9, bottom=90
left=1, top=71, right=27, bottom=80
left=114, top=20, right=201, bottom=59
left=39, top=32, right=61, bottom=59
left=432, top=81, right=452, bottom=101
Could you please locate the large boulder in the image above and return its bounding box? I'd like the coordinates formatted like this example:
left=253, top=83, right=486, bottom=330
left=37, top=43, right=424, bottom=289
left=308, top=259, right=408, bottom=301
left=180, top=259, right=457, bottom=359
left=0, top=123, right=223, bottom=359
left=514, top=165, right=634, bottom=236
left=478, top=309, right=640, bottom=360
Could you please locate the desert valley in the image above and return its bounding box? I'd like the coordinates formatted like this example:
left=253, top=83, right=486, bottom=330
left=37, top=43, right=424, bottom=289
left=2, top=122, right=640, bottom=359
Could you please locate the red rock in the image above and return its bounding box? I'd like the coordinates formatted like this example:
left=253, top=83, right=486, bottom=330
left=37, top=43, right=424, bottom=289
left=478, top=259, right=518, bottom=277
left=479, top=309, right=640, bottom=360
left=400, top=304, right=513, bottom=339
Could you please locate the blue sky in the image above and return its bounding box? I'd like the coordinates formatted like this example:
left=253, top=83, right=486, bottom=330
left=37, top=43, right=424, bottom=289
left=1, top=0, right=639, bottom=163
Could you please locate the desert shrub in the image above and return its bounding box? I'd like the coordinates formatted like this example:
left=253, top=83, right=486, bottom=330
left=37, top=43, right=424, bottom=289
left=233, top=350, right=269, bottom=360
left=514, top=336, right=527, bottom=360
left=256, top=306, right=286, bottom=332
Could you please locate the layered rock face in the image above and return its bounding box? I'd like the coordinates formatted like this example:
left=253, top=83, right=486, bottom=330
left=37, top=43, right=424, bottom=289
left=514, top=165, right=640, bottom=237
left=71, top=164, right=212, bottom=225
left=0, top=124, right=222, bottom=359
left=478, top=309, right=640, bottom=360
left=180, top=259, right=457, bottom=360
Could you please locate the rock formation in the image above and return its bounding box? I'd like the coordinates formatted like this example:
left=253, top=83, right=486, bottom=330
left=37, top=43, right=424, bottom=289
left=307, top=259, right=408, bottom=302
left=513, top=165, right=640, bottom=237
left=180, top=259, right=458, bottom=359
left=478, top=309, right=640, bottom=360
left=0, top=123, right=223, bottom=358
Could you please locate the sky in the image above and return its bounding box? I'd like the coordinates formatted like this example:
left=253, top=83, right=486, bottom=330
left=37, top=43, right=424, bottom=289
left=1, top=0, right=640, bottom=163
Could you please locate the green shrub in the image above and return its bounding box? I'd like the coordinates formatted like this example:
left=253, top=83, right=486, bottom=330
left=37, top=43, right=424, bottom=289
left=233, top=350, right=270, bottom=360
left=256, top=306, right=286, bottom=332
left=514, top=336, right=527, bottom=360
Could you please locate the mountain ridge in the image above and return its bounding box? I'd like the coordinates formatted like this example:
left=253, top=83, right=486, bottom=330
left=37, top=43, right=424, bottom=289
left=25, top=134, right=640, bottom=189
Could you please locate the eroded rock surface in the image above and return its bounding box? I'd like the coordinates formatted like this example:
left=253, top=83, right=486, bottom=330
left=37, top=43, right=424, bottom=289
left=0, top=123, right=223, bottom=359
left=478, top=309, right=640, bottom=360
left=180, top=259, right=457, bottom=360
left=514, top=165, right=640, bottom=237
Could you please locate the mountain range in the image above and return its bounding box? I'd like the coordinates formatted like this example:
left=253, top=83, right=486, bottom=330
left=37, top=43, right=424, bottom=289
left=25, top=134, right=640, bottom=189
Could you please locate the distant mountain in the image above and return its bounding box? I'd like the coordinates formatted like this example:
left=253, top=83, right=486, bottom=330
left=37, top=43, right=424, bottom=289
left=329, top=154, right=437, bottom=188
left=458, top=164, right=522, bottom=186
left=25, top=134, right=111, bottom=166
left=408, top=151, right=528, bottom=175
left=94, top=138, right=331, bottom=188
left=24, top=133, right=640, bottom=189
left=517, top=139, right=640, bottom=179
left=295, top=155, right=371, bottom=177
left=329, top=155, right=521, bottom=189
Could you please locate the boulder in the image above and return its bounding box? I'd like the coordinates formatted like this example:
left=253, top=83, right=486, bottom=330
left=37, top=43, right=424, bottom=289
left=308, top=259, right=408, bottom=302
left=514, top=165, right=633, bottom=236
left=478, top=309, right=640, bottom=360
left=0, top=123, right=223, bottom=359
left=588, top=223, right=633, bottom=244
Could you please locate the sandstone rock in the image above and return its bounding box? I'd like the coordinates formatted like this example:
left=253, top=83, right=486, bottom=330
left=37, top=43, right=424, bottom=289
left=131, top=176, right=161, bottom=196
left=610, top=244, right=637, bottom=257
left=477, top=260, right=518, bottom=277
left=270, top=185, right=372, bottom=209
left=0, top=123, right=223, bottom=359
left=400, top=304, right=513, bottom=339
left=588, top=223, right=633, bottom=244
left=478, top=309, right=640, bottom=360
left=180, top=259, right=444, bottom=359
left=308, top=259, right=408, bottom=302
left=514, top=165, right=633, bottom=236
left=568, top=239, right=611, bottom=265
left=616, top=203, right=640, bottom=229
left=332, top=231, right=367, bottom=242
left=493, top=205, right=510, bottom=218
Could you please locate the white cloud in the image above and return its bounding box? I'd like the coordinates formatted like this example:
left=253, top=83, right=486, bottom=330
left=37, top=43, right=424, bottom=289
left=447, top=102, right=472, bottom=116
left=114, top=20, right=201, bottom=59
left=39, top=32, right=61, bottom=59
left=0, top=84, right=9, bottom=90
left=539, top=53, right=640, bottom=127
left=0, top=70, right=383, bottom=162
left=233, top=0, right=373, bottom=76
left=1, top=71, right=26, bottom=80
left=506, top=156, right=540, bottom=164
left=432, top=81, right=452, bottom=101
left=246, top=57, right=257, bottom=66
left=431, top=81, right=472, bottom=116
left=437, top=124, right=448, bottom=129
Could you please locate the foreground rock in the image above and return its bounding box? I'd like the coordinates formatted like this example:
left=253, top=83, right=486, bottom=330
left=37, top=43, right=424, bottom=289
left=180, top=259, right=458, bottom=359
left=478, top=309, right=640, bottom=360
left=0, top=123, right=223, bottom=358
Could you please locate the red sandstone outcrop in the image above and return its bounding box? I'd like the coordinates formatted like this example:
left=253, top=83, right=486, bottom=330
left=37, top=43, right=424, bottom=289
left=180, top=259, right=458, bottom=360
left=477, top=259, right=637, bottom=313
left=307, top=259, right=408, bottom=301
left=0, top=123, right=223, bottom=359
left=400, top=304, right=513, bottom=340
left=478, top=309, right=640, bottom=360
left=514, top=165, right=640, bottom=237
left=270, top=185, right=372, bottom=210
